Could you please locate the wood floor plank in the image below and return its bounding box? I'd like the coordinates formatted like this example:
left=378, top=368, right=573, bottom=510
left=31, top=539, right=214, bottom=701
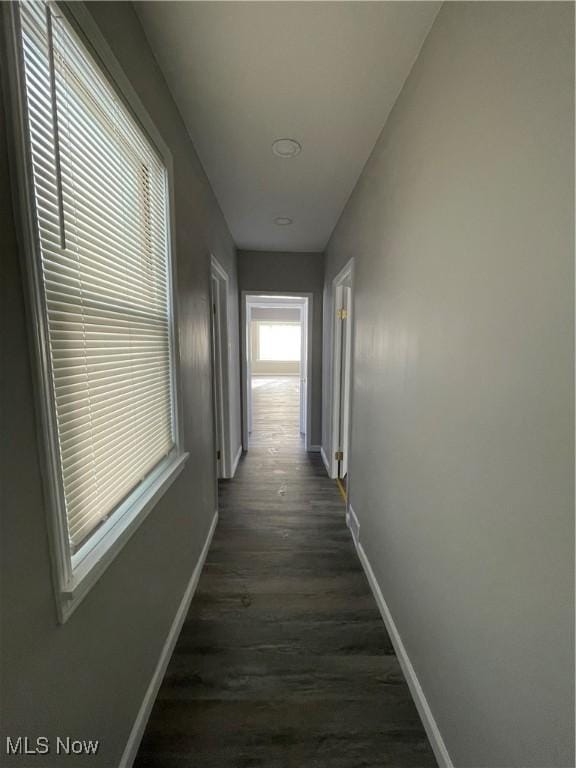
left=135, top=377, right=437, bottom=768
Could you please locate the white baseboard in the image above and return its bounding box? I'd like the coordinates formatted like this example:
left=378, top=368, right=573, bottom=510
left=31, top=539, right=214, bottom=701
left=119, top=509, right=218, bottom=768
left=346, top=503, right=360, bottom=545
left=308, top=444, right=321, bottom=453
left=231, top=444, right=242, bottom=478
left=349, top=524, right=453, bottom=768
left=320, top=445, right=331, bottom=475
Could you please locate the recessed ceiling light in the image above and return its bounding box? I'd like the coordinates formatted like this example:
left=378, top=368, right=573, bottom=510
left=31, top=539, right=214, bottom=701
left=274, top=217, right=293, bottom=226
left=272, top=138, right=302, bottom=158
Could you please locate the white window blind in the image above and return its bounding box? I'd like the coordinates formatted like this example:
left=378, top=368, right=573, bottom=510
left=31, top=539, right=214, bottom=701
left=19, top=0, right=176, bottom=553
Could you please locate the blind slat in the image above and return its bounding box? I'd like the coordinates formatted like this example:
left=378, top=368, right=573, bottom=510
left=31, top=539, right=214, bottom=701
left=68, top=434, right=174, bottom=542
left=64, top=420, right=173, bottom=495
left=20, top=0, right=176, bottom=552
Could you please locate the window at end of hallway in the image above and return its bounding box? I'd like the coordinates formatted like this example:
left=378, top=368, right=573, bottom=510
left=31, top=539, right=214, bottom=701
left=257, top=323, right=301, bottom=362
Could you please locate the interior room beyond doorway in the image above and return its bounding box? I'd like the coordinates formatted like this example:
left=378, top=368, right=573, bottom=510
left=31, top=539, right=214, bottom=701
left=243, top=295, right=311, bottom=450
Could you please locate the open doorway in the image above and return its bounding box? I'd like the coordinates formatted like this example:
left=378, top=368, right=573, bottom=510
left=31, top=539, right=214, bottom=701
left=241, top=294, right=312, bottom=451
left=328, top=259, right=354, bottom=486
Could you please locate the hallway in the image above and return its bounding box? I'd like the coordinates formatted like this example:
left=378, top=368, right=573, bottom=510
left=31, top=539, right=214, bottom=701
left=1, top=1, right=573, bottom=765
left=135, top=379, right=436, bottom=767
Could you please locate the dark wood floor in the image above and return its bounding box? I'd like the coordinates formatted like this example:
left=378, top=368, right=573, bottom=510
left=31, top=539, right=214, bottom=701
left=135, top=377, right=437, bottom=768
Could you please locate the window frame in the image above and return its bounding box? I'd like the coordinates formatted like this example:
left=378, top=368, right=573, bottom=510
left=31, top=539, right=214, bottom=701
left=2, top=0, right=188, bottom=622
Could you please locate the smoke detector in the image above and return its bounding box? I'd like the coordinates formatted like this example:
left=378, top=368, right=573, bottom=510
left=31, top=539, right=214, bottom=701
left=272, top=138, right=302, bottom=158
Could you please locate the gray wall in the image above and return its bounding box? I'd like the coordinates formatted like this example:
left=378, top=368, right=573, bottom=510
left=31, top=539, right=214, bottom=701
left=238, top=250, right=324, bottom=446
left=323, top=3, right=574, bottom=766
left=0, top=2, right=240, bottom=765
left=251, top=307, right=301, bottom=322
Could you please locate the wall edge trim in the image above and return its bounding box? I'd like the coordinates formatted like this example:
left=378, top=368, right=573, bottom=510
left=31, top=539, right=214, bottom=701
left=231, top=445, right=243, bottom=478
left=320, top=445, right=331, bottom=475
left=119, top=508, right=219, bottom=768
left=346, top=503, right=360, bottom=544
left=349, top=522, right=454, bottom=768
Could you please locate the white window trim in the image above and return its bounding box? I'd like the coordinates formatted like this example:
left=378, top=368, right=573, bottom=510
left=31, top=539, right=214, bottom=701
left=2, top=0, right=188, bottom=622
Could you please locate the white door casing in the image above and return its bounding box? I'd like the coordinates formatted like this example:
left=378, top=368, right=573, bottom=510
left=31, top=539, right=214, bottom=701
left=329, top=259, right=355, bottom=481
left=210, top=275, right=224, bottom=477
left=299, top=303, right=308, bottom=435
left=210, top=255, right=234, bottom=478
left=241, top=293, right=313, bottom=452
left=339, top=284, right=352, bottom=478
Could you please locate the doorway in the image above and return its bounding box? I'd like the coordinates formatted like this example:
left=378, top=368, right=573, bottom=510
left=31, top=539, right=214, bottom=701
left=241, top=293, right=312, bottom=451
left=210, top=255, right=233, bottom=478
left=329, top=259, right=354, bottom=483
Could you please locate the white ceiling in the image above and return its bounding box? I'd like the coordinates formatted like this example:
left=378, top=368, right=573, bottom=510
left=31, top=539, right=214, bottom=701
left=135, top=2, right=441, bottom=252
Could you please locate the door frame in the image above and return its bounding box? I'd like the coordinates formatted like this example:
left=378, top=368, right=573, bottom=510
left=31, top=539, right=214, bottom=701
left=210, top=255, right=233, bottom=478
left=299, top=302, right=308, bottom=436
left=241, top=292, right=313, bottom=452
left=329, top=258, right=355, bottom=480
